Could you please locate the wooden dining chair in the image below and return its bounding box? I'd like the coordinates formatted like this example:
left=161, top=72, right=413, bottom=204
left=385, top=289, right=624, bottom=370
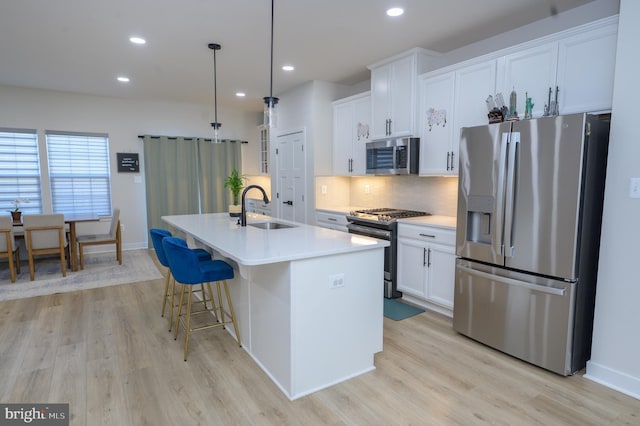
left=76, top=208, right=122, bottom=269
left=23, top=214, right=68, bottom=281
left=0, top=215, right=21, bottom=282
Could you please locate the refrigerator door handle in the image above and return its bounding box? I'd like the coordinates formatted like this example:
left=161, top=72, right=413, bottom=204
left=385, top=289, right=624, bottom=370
left=456, top=264, right=567, bottom=296
left=495, top=132, right=510, bottom=257
left=503, top=132, right=519, bottom=258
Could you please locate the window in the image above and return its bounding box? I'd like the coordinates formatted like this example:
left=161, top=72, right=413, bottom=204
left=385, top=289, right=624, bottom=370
left=0, top=128, right=43, bottom=214
left=46, top=131, right=112, bottom=215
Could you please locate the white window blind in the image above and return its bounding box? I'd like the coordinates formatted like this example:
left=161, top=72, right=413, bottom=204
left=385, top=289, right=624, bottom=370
left=46, top=131, right=112, bottom=215
left=0, top=128, right=43, bottom=214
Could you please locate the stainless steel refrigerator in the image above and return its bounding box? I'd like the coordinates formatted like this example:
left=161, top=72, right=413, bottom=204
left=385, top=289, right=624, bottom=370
left=453, top=113, right=610, bottom=375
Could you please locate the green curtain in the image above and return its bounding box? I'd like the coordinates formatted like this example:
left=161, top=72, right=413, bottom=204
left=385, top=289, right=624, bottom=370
left=198, top=139, right=242, bottom=213
left=143, top=135, right=242, bottom=246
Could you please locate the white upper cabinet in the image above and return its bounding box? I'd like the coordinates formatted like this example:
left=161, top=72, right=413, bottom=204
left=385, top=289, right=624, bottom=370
left=556, top=21, right=618, bottom=114
left=452, top=60, right=498, bottom=172
left=498, top=43, right=559, bottom=118
left=419, top=60, right=496, bottom=176
left=497, top=17, right=618, bottom=118
left=332, top=92, right=371, bottom=175
left=419, top=71, right=455, bottom=175
left=416, top=16, right=618, bottom=176
left=242, top=125, right=269, bottom=176
left=369, top=49, right=440, bottom=140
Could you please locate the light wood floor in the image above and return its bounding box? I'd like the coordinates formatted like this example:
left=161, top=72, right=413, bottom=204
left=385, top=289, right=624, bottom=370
left=1, top=251, right=638, bottom=425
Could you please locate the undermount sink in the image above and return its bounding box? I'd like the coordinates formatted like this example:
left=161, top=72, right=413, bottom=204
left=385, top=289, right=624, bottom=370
left=248, top=221, right=297, bottom=230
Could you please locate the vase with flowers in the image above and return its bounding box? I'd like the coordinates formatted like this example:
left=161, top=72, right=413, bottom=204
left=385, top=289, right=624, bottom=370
left=10, top=198, right=29, bottom=223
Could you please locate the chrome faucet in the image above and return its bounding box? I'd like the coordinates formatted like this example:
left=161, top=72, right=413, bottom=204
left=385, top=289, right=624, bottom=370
left=239, top=185, right=270, bottom=226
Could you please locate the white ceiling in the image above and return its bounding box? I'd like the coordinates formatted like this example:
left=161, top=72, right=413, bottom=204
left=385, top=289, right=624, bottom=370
left=0, top=0, right=593, bottom=112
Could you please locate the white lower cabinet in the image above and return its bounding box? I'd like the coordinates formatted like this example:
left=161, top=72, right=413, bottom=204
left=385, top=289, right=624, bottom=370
left=397, top=223, right=456, bottom=315
left=315, top=210, right=349, bottom=232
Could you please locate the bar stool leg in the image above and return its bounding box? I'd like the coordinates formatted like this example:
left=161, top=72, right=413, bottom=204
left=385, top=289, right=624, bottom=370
left=184, top=285, right=194, bottom=361
left=207, top=282, right=219, bottom=323
left=174, top=283, right=186, bottom=340
left=201, top=284, right=208, bottom=310
left=161, top=269, right=171, bottom=317
left=216, top=281, right=225, bottom=327
left=223, top=280, right=241, bottom=347
left=168, top=276, right=177, bottom=332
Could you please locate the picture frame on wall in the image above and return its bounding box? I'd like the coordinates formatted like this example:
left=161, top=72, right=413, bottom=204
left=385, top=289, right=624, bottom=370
left=117, top=152, right=139, bottom=173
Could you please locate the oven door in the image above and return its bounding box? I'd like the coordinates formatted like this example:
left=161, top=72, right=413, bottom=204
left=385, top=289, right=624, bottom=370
left=347, top=222, right=392, bottom=282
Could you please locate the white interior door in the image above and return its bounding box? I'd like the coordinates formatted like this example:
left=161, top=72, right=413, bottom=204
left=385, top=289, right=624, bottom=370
left=276, top=130, right=306, bottom=223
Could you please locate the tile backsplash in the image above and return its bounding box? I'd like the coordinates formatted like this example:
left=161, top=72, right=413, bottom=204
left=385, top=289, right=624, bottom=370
left=316, top=175, right=458, bottom=217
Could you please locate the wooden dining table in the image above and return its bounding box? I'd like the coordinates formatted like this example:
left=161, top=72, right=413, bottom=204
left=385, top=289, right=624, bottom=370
left=13, top=212, right=100, bottom=272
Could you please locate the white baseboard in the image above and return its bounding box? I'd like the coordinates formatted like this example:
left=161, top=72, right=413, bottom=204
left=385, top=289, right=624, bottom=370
left=585, top=360, right=640, bottom=401
left=401, top=294, right=453, bottom=318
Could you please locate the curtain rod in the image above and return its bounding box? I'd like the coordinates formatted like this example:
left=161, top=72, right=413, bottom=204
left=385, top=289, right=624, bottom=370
left=138, top=135, right=248, bottom=143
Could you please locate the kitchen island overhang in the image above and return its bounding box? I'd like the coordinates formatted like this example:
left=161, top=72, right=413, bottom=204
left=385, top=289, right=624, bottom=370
left=162, top=213, right=389, bottom=400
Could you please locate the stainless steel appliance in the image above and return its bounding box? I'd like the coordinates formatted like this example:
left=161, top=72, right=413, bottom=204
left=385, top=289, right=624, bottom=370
left=454, top=113, right=610, bottom=375
left=366, top=137, right=420, bottom=175
left=347, top=208, right=430, bottom=298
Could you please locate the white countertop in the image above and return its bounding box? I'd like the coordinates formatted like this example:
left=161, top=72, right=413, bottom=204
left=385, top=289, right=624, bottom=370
left=397, top=215, right=457, bottom=230
left=162, top=213, right=389, bottom=266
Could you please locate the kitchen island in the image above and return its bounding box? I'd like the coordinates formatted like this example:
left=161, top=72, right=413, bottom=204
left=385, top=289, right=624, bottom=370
left=162, top=213, right=388, bottom=400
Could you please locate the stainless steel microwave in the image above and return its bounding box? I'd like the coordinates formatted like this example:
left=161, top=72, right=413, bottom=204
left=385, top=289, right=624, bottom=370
left=366, top=137, right=420, bottom=175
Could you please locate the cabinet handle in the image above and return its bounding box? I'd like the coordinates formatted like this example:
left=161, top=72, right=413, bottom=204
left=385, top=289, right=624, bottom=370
left=328, top=217, right=337, bottom=222
left=423, top=248, right=427, bottom=266
left=446, top=152, right=451, bottom=171
left=388, top=119, right=392, bottom=135
left=427, top=248, right=431, bottom=267
left=419, top=233, right=436, bottom=238
left=283, top=200, right=293, bottom=206
left=450, top=151, right=455, bottom=171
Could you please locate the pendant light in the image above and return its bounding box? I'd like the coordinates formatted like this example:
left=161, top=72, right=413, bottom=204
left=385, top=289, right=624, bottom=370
left=208, top=42, right=222, bottom=143
left=263, top=0, right=278, bottom=128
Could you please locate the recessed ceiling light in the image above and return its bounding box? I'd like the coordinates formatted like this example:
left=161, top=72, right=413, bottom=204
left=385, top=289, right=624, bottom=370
left=236, top=92, right=246, bottom=97
left=386, top=7, right=404, bottom=17
left=129, top=36, right=146, bottom=45
left=117, top=76, right=130, bottom=83
left=282, top=65, right=294, bottom=72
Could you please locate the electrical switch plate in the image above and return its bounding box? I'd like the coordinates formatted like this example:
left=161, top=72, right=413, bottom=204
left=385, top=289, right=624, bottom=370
left=329, top=273, right=344, bottom=289
left=364, top=184, right=370, bottom=194
left=321, top=185, right=327, bottom=195
left=630, top=177, right=640, bottom=198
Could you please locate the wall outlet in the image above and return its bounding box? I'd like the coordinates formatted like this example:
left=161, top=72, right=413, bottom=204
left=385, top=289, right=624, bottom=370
left=321, top=185, right=327, bottom=195
left=329, top=273, right=344, bottom=289
left=629, top=177, right=640, bottom=198
left=120, top=224, right=125, bottom=232
left=364, top=184, right=370, bottom=194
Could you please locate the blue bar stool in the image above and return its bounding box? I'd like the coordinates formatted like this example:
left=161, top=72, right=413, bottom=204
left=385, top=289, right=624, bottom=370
left=163, top=237, right=241, bottom=361
left=150, top=228, right=212, bottom=331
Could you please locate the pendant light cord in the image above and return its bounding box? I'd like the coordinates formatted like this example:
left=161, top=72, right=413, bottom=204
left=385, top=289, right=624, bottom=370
left=269, top=0, right=274, bottom=101
left=214, top=47, right=218, bottom=123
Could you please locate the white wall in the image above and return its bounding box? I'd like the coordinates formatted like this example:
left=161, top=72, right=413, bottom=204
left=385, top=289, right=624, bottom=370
left=443, top=0, right=620, bottom=67
left=273, top=80, right=351, bottom=224
left=585, top=0, right=640, bottom=400
left=0, top=85, right=256, bottom=249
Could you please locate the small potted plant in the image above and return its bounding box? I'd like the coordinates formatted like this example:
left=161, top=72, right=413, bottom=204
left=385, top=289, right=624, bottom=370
left=224, top=168, right=247, bottom=217
left=11, top=198, right=29, bottom=223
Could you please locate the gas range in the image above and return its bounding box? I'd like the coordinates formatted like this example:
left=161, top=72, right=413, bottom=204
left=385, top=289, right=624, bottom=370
left=346, top=208, right=431, bottom=299
left=347, top=208, right=431, bottom=226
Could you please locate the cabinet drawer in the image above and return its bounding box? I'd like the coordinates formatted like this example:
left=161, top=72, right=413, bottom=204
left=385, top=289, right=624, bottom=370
left=316, top=211, right=348, bottom=226
left=398, top=223, right=455, bottom=246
